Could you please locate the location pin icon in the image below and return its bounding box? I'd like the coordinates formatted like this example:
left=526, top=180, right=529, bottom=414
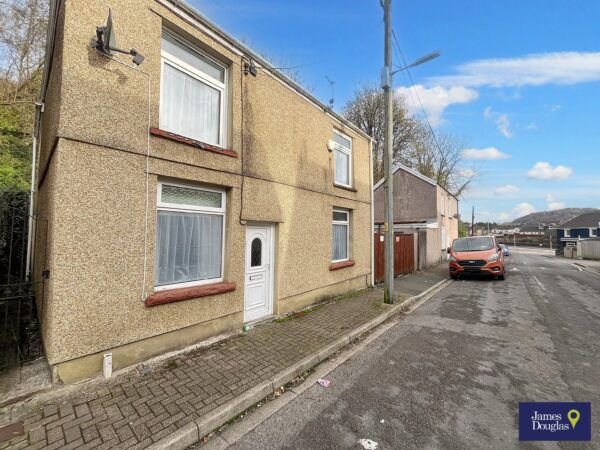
left=568, top=409, right=580, bottom=428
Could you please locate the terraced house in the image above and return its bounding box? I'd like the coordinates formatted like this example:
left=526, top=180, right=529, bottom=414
left=32, top=0, right=373, bottom=383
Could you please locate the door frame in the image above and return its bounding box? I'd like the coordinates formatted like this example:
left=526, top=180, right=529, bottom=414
left=243, top=223, right=275, bottom=323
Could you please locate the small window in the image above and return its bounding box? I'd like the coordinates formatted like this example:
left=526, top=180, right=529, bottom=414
left=332, top=208, right=349, bottom=262
left=251, top=238, right=262, bottom=267
left=332, top=130, right=352, bottom=187
left=564, top=229, right=570, bottom=237
left=160, top=32, right=227, bottom=147
left=155, top=182, right=226, bottom=290
left=590, top=228, right=597, bottom=237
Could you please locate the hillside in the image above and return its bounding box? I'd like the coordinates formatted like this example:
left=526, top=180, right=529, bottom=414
left=507, top=208, right=599, bottom=226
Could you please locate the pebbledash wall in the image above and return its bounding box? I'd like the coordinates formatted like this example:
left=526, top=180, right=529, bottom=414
left=34, top=0, right=373, bottom=383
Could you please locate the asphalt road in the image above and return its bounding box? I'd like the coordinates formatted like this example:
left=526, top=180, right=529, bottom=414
left=227, top=248, right=600, bottom=449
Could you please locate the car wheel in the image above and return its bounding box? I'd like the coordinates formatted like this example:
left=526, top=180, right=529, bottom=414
left=499, top=271, right=506, bottom=280
left=450, top=274, right=458, bottom=280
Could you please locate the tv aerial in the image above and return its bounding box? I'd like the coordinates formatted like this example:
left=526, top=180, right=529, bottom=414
left=92, top=9, right=145, bottom=65
left=325, top=76, right=335, bottom=111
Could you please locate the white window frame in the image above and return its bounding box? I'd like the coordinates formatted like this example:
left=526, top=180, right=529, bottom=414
left=332, top=129, right=353, bottom=188
left=563, top=229, right=570, bottom=237
left=155, top=180, right=226, bottom=291
left=160, top=32, right=228, bottom=148
left=590, top=228, right=597, bottom=237
left=332, top=208, right=350, bottom=263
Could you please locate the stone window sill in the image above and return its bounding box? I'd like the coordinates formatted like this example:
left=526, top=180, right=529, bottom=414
left=145, top=282, right=236, bottom=307
left=150, top=127, right=239, bottom=158
left=329, top=260, right=355, bottom=271
left=333, top=183, right=357, bottom=192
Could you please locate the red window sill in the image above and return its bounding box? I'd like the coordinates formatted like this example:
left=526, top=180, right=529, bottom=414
left=150, top=127, right=239, bottom=158
left=329, top=260, right=355, bottom=271
left=145, top=282, right=236, bottom=307
left=333, top=183, right=357, bottom=192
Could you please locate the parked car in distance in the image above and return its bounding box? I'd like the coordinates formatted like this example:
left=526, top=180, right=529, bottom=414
left=447, top=236, right=506, bottom=280
left=499, top=244, right=509, bottom=256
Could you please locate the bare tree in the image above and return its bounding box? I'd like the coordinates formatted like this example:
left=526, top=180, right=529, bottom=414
left=342, top=85, right=475, bottom=197
left=406, top=129, right=475, bottom=196
left=342, top=85, right=420, bottom=182
left=0, top=0, right=49, bottom=101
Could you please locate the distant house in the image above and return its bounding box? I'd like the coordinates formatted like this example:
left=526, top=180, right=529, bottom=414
left=518, top=224, right=545, bottom=236
left=373, top=164, right=459, bottom=270
left=557, top=212, right=600, bottom=248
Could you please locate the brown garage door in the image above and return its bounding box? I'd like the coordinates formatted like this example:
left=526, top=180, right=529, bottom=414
left=374, top=231, right=415, bottom=283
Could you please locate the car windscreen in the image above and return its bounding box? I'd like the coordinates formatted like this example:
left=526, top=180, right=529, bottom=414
left=452, top=237, right=494, bottom=252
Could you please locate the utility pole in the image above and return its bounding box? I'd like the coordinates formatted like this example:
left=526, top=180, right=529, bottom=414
left=382, top=0, right=394, bottom=304
left=471, top=206, right=475, bottom=236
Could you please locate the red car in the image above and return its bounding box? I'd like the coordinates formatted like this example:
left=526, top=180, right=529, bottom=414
left=448, top=236, right=506, bottom=280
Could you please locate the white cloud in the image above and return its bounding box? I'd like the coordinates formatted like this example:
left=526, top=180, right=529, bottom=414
left=457, top=168, right=477, bottom=179
left=483, top=107, right=513, bottom=138
left=494, top=185, right=520, bottom=195
left=498, top=203, right=537, bottom=222
left=528, top=162, right=573, bottom=180
left=514, top=203, right=537, bottom=218
left=496, top=114, right=512, bottom=138
left=545, top=194, right=565, bottom=210
left=547, top=104, right=562, bottom=112
left=461, top=147, right=511, bottom=160
left=548, top=202, right=565, bottom=210
left=525, top=123, right=538, bottom=131
left=429, top=52, right=600, bottom=88
left=396, top=84, right=478, bottom=126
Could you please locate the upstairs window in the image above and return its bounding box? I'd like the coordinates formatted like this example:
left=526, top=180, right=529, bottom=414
left=332, top=130, right=352, bottom=187
left=332, top=209, right=350, bottom=262
left=160, top=32, right=227, bottom=147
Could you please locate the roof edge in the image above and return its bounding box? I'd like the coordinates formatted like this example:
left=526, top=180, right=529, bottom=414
left=160, top=0, right=372, bottom=142
left=373, top=162, right=438, bottom=191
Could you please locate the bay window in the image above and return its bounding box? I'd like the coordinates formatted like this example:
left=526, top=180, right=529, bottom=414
left=155, top=182, right=226, bottom=290
left=332, top=209, right=350, bottom=262
left=160, top=32, right=227, bottom=147
left=332, top=130, right=352, bottom=187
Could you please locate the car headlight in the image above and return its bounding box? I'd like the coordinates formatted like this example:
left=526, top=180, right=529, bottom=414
left=449, top=256, right=457, bottom=262
left=487, top=252, right=499, bottom=262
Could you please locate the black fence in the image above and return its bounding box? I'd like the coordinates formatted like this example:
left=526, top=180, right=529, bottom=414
left=0, top=282, right=43, bottom=369
left=0, top=190, right=43, bottom=370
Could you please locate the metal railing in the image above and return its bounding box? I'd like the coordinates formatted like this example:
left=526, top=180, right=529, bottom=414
left=0, top=282, right=43, bottom=370
left=0, top=191, right=45, bottom=370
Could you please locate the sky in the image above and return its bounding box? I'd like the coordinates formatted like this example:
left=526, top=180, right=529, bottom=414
left=190, top=0, right=600, bottom=223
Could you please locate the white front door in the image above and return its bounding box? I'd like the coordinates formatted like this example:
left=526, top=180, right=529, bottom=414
left=244, top=225, right=274, bottom=323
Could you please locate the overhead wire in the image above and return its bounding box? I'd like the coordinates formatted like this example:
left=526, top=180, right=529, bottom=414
left=391, top=30, right=443, bottom=158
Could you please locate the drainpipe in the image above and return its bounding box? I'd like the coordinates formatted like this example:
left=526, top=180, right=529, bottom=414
left=25, top=0, right=61, bottom=279
left=25, top=103, right=43, bottom=279
left=369, top=139, right=375, bottom=287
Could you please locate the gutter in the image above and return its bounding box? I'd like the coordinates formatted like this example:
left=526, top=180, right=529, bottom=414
left=369, top=140, right=374, bottom=287
left=159, top=0, right=372, bottom=142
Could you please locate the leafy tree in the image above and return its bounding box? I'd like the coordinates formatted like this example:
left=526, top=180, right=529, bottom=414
left=0, top=0, right=49, bottom=191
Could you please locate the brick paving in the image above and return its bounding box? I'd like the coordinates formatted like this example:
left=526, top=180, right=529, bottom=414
left=1, top=288, right=394, bottom=449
